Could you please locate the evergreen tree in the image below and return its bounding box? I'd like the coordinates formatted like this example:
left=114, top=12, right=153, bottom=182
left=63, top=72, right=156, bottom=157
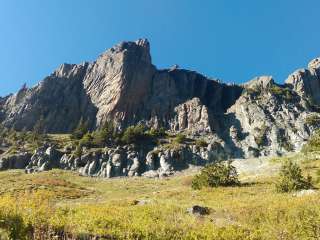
left=72, top=117, right=88, bottom=140
left=92, top=120, right=115, bottom=147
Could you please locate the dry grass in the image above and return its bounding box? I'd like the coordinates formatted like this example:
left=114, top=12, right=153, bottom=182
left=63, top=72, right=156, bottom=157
left=0, top=152, right=319, bottom=239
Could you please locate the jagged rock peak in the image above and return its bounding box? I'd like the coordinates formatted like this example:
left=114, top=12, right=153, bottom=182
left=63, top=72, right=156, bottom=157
left=101, top=38, right=152, bottom=64
left=53, top=63, right=88, bottom=78
left=285, top=56, right=320, bottom=104
left=242, top=76, right=275, bottom=89
left=308, top=57, right=320, bottom=70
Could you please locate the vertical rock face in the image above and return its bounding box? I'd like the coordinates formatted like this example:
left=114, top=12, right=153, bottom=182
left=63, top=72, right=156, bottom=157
left=0, top=63, right=97, bottom=132
left=0, top=39, right=242, bottom=133
left=0, top=39, right=319, bottom=159
left=285, top=58, right=320, bottom=104
left=83, top=39, right=156, bottom=127
left=226, top=77, right=311, bottom=157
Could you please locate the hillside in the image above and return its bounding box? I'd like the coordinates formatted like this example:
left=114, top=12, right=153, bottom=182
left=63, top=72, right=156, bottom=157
left=0, top=148, right=319, bottom=239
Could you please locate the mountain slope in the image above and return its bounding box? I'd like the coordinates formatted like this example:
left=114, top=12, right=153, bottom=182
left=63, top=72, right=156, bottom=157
left=0, top=39, right=320, bottom=159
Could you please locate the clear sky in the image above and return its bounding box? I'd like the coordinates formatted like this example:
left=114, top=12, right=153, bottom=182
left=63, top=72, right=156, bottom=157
left=0, top=0, right=319, bottom=96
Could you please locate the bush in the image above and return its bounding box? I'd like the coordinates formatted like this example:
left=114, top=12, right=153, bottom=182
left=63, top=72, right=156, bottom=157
left=173, top=133, right=186, bottom=144
left=269, top=85, right=294, bottom=101
left=195, top=139, right=208, bottom=148
left=92, top=121, right=115, bottom=147
left=302, top=130, right=320, bottom=153
left=305, top=114, right=320, bottom=127
left=275, top=160, right=313, bottom=193
left=121, top=124, right=147, bottom=145
left=146, top=127, right=167, bottom=138
left=72, top=118, right=88, bottom=140
left=191, top=162, right=240, bottom=190
left=79, top=132, right=93, bottom=148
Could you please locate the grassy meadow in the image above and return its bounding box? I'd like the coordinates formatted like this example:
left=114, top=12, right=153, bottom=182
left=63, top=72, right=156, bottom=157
left=0, top=149, right=319, bottom=239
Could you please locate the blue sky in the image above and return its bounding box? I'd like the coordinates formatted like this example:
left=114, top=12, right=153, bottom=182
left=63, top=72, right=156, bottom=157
left=0, top=0, right=319, bottom=96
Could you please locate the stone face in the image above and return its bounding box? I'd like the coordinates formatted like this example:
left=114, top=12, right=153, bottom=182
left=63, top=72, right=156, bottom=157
left=285, top=59, right=320, bottom=104
left=225, top=79, right=311, bottom=158
left=0, top=39, right=242, bottom=133
left=0, top=152, right=31, bottom=170
left=49, top=143, right=222, bottom=178
left=25, top=146, right=63, bottom=173
left=0, top=39, right=320, bottom=172
left=0, top=63, right=97, bottom=132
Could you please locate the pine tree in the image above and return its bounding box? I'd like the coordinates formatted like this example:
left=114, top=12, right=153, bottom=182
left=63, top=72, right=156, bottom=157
left=92, top=120, right=115, bottom=147
left=72, top=117, right=88, bottom=140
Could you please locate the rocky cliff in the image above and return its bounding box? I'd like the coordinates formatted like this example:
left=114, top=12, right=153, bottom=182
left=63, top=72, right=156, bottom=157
left=0, top=39, right=243, bottom=134
left=1, top=39, right=320, bottom=164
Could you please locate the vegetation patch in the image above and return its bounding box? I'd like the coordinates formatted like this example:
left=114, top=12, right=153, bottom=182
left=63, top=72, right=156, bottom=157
left=269, top=85, right=294, bottom=101
left=302, top=130, right=320, bottom=153
left=191, top=162, right=240, bottom=190
left=195, top=139, right=208, bottom=148
left=305, top=114, right=320, bottom=127
left=275, top=160, right=313, bottom=193
left=254, top=124, right=268, bottom=147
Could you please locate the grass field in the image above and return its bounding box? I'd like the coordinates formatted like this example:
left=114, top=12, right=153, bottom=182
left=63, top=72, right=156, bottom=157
left=0, top=152, right=319, bottom=239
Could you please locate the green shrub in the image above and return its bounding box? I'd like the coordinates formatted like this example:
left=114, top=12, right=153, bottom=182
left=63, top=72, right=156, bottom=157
left=74, top=145, right=83, bottom=158
left=79, top=133, right=93, bottom=148
left=121, top=124, right=147, bottom=144
left=305, top=114, right=320, bottom=127
left=269, top=85, right=293, bottom=101
left=195, top=139, right=208, bottom=148
left=302, top=130, right=320, bottom=152
left=92, top=121, right=116, bottom=147
left=173, top=133, right=186, bottom=144
left=275, top=160, right=313, bottom=193
left=191, top=162, right=240, bottom=190
left=72, top=118, right=89, bottom=140
left=146, top=127, right=167, bottom=138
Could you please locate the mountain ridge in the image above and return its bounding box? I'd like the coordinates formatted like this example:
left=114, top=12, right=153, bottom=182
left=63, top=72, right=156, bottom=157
left=0, top=39, right=320, bottom=163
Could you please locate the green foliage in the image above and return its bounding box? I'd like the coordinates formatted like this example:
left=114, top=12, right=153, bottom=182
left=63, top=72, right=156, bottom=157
left=33, top=116, right=45, bottom=135
left=302, top=130, right=320, bottom=153
left=30, top=116, right=47, bottom=145
left=305, top=114, right=320, bottom=127
left=74, top=145, right=83, bottom=158
left=275, top=160, right=313, bottom=192
left=191, top=162, right=240, bottom=190
left=245, top=87, right=261, bottom=97
left=121, top=124, right=147, bottom=145
left=173, top=133, right=186, bottom=144
left=269, top=85, right=294, bottom=101
left=79, top=132, right=93, bottom=148
left=195, top=139, right=208, bottom=148
left=146, top=127, right=167, bottom=138
left=92, top=121, right=116, bottom=147
left=72, top=118, right=88, bottom=140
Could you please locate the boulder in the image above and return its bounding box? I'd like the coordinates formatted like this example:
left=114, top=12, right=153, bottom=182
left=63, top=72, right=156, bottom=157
left=187, top=205, right=211, bottom=217
left=25, top=146, right=63, bottom=173
left=0, top=152, right=31, bottom=170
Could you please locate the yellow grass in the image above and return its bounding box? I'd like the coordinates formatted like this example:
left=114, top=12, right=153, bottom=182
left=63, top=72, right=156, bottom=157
left=0, top=152, right=319, bottom=239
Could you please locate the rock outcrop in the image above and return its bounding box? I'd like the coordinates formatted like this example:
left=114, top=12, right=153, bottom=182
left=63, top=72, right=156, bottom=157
left=225, top=77, right=311, bottom=158
left=25, top=146, right=63, bottom=173
left=0, top=39, right=320, bottom=173
left=0, top=152, right=31, bottom=170
left=285, top=58, right=320, bottom=104
left=0, top=39, right=242, bottom=133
